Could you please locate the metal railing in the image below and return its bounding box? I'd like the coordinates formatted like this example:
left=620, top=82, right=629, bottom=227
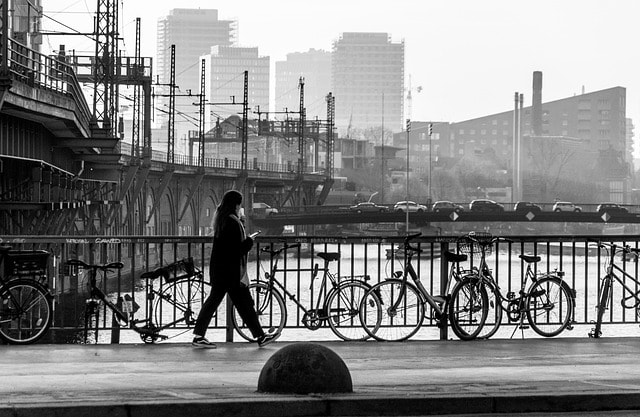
left=3, top=38, right=92, bottom=127
left=118, top=142, right=312, bottom=174
left=2, top=234, right=640, bottom=343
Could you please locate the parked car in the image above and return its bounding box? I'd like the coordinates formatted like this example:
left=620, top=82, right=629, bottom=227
left=349, top=202, right=388, bottom=213
left=514, top=201, right=542, bottom=213
left=469, top=199, right=504, bottom=213
left=431, top=201, right=464, bottom=213
left=552, top=202, right=582, bottom=212
left=393, top=201, right=428, bottom=213
left=252, top=202, right=278, bottom=215
left=597, top=203, right=628, bottom=214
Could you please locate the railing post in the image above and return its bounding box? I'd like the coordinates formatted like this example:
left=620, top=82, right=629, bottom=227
left=439, top=241, right=449, bottom=340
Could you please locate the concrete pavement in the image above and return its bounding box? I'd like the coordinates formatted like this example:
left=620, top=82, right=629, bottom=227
left=1, top=337, right=640, bottom=416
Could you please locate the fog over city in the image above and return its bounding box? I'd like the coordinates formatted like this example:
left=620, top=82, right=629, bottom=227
left=44, top=0, right=640, bottom=149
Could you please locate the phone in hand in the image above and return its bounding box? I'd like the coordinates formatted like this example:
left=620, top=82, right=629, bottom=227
left=250, top=230, right=262, bottom=239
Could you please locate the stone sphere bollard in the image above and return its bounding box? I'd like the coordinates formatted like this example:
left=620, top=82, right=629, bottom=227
left=257, top=342, right=353, bottom=394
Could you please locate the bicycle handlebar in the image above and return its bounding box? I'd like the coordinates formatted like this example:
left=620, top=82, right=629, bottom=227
left=66, top=259, right=124, bottom=271
left=591, top=241, right=640, bottom=255
left=260, top=243, right=302, bottom=256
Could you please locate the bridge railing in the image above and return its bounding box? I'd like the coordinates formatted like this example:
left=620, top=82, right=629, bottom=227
left=3, top=38, right=92, bottom=126
left=2, top=234, right=639, bottom=343
left=120, top=142, right=309, bottom=173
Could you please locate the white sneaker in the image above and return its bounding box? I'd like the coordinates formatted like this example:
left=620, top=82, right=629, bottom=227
left=192, top=336, right=217, bottom=349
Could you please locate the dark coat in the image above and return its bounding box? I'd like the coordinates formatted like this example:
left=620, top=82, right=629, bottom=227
left=210, top=214, right=254, bottom=285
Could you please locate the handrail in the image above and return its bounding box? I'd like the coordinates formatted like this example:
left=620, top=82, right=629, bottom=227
left=5, top=39, right=92, bottom=126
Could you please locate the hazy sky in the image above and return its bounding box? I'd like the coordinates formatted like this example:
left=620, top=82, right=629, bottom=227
left=43, top=0, right=639, bottom=139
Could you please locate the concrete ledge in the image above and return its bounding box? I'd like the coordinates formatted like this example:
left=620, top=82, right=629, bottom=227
left=3, top=391, right=640, bottom=417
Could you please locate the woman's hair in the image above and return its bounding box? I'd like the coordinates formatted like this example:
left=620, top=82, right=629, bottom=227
left=213, top=190, right=243, bottom=237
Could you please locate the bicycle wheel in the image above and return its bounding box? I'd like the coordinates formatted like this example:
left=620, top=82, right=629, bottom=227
left=325, top=280, right=371, bottom=341
left=152, top=277, right=211, bottom=332
left=359, top=279, right=424, bottom=342
left=0, top=279, right=52, bottom=344
left=476, top=278, right=503, bottom=339
left=233, top=282, right=286, bottom=342
left=527, top=276, right=574, bottom=337
left=448, top=276, right=489, bottom=340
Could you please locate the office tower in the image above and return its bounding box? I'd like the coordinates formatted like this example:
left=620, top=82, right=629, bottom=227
left=201, top=46, right=270, bottom=129
left=156, top=9, right=236, bottom=146
left=275, top=49, right=332, bottom=119
left=332, top=32, right=404, bottom=134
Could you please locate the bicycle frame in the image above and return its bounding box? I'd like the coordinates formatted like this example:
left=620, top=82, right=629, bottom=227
left=85, top=267, right=131, bottom=328
left=475, top=253, right=538, bottom=310
left=259, top=247, right=348, bottom=326
left=589, top=243, right=640, bottom=338
left=604, top=249, right=640, bottom=309
left=391, top=250, right=445, bottom=318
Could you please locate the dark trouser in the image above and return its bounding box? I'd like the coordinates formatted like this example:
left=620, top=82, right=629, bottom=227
left=193, top=279, right=265, bottom=340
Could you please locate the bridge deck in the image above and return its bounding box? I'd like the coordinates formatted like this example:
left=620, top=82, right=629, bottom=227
left=1, top=337, right=640, bottom=416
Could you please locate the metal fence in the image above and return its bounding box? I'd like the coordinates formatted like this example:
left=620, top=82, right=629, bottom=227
left=2, top=234, right=640, bottom=343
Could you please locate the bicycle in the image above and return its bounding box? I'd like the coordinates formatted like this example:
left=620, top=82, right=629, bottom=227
left=232, top=242, right=374, bottom=341
left=358, top=233, right=489, bottom=342
left=0, top=246, right=53, bottom=344
left=458, top=232, right=575, bottom=339
left=589, top=242, right=640, bottom=338
left=66, top=257, right=209, bottom=343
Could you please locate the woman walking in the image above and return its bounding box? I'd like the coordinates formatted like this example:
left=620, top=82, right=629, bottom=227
left=192, top=190, right=277, bottom=348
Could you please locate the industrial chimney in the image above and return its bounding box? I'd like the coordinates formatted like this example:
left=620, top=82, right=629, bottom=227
left=532, top=71, right=543, bottom=136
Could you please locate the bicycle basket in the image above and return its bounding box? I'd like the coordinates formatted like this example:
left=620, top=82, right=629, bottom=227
left=457, top=233, right=493, bottom=258
left=3, top=250, right=50, bottom=278
left=162, top=257, right=198, bottom=283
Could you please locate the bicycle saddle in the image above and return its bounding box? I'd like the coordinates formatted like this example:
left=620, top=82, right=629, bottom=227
left=316, top=252, right=340, bottom=262
left=444, top=251, right=467, bottom=263
left=519, top=254, right=541, bottom=263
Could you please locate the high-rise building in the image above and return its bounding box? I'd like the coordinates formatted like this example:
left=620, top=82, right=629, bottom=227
left=201, top=46, right=270, bottom=131
left=332, top=33, right=404, bottom=134
left=156, top=9, right=236, bottom=145
left=275, top=49, right=332, bottom=120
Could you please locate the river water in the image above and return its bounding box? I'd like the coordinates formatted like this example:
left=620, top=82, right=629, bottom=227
left=100, top=243, right=640, bottom=344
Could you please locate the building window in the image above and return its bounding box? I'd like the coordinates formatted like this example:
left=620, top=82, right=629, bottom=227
left=578, top=100, right=591, bottom=110
left=578, top=129, right=591, bottom=138
left=459, top=129, right=465, bottom=134
left=470, top=129, right=476, bottom=135
left=492, top=129, right=497, bottom=135
left=481, top=129, right=486, bottom=135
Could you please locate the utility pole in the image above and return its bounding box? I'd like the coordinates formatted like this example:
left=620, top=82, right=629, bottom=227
left=131, top=18, right=141, bottom=159
left=167, top=44, right=176, bottom=164
left=381, top=92, right=385, bottom=204
left=325, top=93, right=335, bottom=179
left=92, top=0, right=118, bottom=134
left=298, top=77, right=306, bottom=174
left=198, top=59, right=206, bottom=168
